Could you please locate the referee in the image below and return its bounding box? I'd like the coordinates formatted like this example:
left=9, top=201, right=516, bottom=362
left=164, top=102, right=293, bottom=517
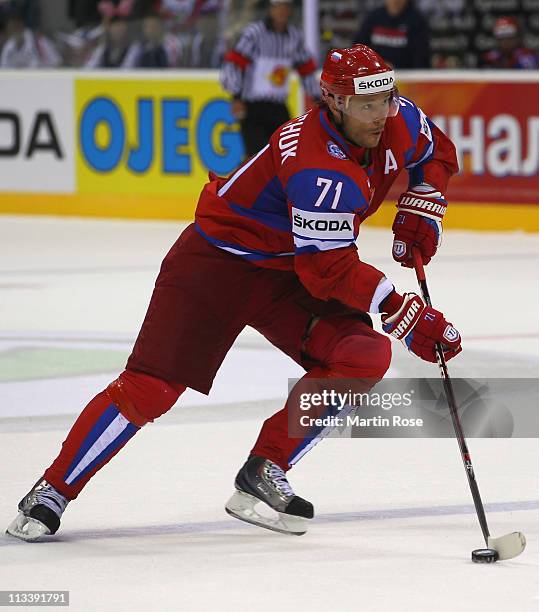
left=220, top=0, right=319, bottom=157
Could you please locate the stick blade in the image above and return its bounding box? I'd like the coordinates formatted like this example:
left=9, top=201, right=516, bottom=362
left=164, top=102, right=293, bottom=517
left=487, top=532, right=526, bottom=560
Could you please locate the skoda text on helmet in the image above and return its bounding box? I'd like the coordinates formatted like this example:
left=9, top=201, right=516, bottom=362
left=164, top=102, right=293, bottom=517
left=320, top=44, right=400, bottom=122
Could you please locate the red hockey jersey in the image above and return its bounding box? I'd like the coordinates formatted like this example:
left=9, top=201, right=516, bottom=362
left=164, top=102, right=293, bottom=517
left=195, top=99, right=458, bottom=314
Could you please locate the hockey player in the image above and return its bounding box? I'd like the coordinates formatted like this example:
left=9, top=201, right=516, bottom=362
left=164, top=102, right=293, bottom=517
left=7, top=44, right=461, bottom=540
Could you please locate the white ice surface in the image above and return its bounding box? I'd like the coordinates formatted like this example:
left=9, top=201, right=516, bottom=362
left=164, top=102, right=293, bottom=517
left=1, top=216, right=539, bottom=612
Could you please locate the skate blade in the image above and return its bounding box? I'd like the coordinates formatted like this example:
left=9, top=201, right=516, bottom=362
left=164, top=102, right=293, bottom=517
left=5, top=512, right=51, bottom=542
left=487, top=532, right=526, bottom=560
left=225, top=490, right=309, bottom=536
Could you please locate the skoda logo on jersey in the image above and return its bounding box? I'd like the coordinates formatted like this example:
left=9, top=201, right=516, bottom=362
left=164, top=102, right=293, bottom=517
left=293, top=214, right=352, bottom=233
left=392, top=240, right=407, bottom=259
left=443, top=325, right=460, bottom=343
left=327, top=141, right=347, bottom=160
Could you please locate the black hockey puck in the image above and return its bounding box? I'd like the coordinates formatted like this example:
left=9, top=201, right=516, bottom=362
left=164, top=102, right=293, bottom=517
left=471, top=548, right=499, bottom=563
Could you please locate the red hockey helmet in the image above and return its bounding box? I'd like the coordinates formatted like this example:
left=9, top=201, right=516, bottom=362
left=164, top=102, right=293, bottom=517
left=320, top=45, right=399, bottom=121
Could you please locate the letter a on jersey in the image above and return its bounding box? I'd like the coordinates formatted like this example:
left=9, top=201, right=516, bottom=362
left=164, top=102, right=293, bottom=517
left=384, top=149, right=398, bottom=174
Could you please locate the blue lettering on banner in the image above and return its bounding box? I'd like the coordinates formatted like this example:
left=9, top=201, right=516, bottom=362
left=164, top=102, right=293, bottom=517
left=79, top=97, right=244, bottom=175
left=162, top=99, right=190, bottom=174
left=127, top=99, right=153, bottom=174
left=197, top=100, right=244, bottom=175
left=80, top=98, right=125, bottom=172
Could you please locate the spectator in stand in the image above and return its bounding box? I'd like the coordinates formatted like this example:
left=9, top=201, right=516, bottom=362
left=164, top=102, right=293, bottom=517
left=0, top=7, right=61, bottom=68
left=146, top=0, right=220, bottom=67
left=220, top=0, right=319, bottom=157
left=85, top=1, right=140, bottom=68
left=65, top=1, right=138, bottom=67
left=135, top=11, right=170, bottom=67
left=481, top=16, right=539, bottom=69
left=353, top=0, right=430, bottom=69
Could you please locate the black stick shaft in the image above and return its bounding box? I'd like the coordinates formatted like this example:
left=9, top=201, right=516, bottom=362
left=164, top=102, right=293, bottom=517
left=412, top=249, right=490, bottom=545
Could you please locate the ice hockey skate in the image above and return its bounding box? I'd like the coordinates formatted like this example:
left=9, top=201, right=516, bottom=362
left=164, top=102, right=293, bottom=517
left=225, top=455, right=313, bottom=536
left=6, top=479, right=69, bottom=542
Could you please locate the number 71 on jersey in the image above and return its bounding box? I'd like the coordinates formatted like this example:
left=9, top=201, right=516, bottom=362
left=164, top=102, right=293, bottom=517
left=315, top=177, right=343, bottom=209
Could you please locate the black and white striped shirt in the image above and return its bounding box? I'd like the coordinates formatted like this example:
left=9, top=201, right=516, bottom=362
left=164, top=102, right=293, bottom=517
left=220, top=18, right=319, bottom=103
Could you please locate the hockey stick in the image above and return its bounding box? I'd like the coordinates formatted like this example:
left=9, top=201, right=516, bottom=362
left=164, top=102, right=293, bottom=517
left=411, top=248, right=525, bottom=561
